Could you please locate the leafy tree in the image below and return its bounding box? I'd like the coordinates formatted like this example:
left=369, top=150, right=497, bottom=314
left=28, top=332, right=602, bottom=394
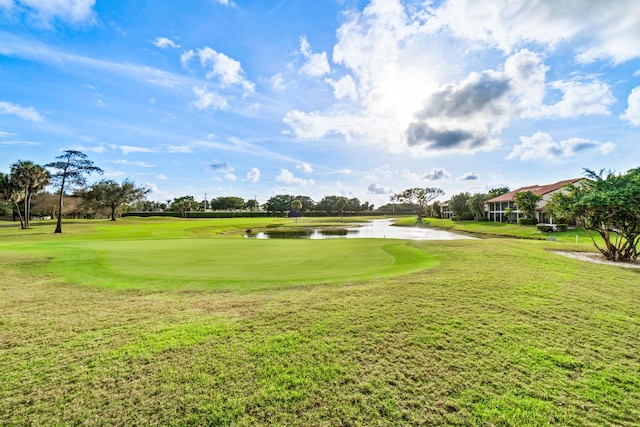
left=393, top=187, right=445, bottom=221
left=488, top=187, right=510, bottom=199
left=245, top=199, right=259, bottom=211
left=448, top=192, right=471, bottom=217
left=549, top=168, right=640, bottom=262
left=467, top=193, right=488, bottom=220
left=514, top=190, right=542, bottom=222
left=46, top=150, right=103, bottom=233
left=263, top=194, right=295, bottom=212
left=9, top=160, right=50, bottom=229
left=170, top=195, right=198, bottom=218
left=83, top=179, right=149, bottom=220
left=431, top=200, right=442, bottom=218
left=335, top=197, right=348, bottom=217
left=210, top=196, right=246, bottom=211
left=0, top=172, right=25, bottom=227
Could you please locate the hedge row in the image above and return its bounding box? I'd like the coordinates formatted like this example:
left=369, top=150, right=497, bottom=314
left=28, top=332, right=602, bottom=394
left=122, top=211, right=382, bottom=219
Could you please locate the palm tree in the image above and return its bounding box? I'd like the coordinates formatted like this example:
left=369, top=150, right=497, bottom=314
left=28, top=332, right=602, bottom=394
left=10, top=160, right=51, bottom=229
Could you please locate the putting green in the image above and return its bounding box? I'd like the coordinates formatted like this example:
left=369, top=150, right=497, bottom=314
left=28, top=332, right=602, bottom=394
left=14, top=238, right=438, bottom=291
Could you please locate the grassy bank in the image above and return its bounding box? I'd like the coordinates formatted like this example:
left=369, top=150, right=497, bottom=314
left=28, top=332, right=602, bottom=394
left=1, top=218, right=638, bottom=425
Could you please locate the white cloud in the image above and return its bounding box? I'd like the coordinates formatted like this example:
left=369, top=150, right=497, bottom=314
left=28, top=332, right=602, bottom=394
left=296, top=162, right=313, bottom=173
left=4, top=0, right=96, bottom=25
left=424, top=168, right=450, bottom=181
left=0, top=131, right=16, bottom=138
left=325, top=75, right=358, bottom=101
left=153, top=37, right=180, bottom=49
left=246, top=167, right=260, bottom=182
left=270, top=73, right=286, bottom=91
left=163, top=145, right=192, bottom=153
left=182, top=47, right=254, bottom=94
left=209, top=160, right=234, bottom=173
left=111, top=144, right=154, bottom=155
left=155, top=173, right=167, bottom=180
left=224, top=173, right=236, bottom=181
left=0, top=139, right=40, bottom=146
left=95, top=99, right=106, bottom=108
left=72, top=143, right=105, bottom=153
left=537, top=78, right=614, bottom=118
left=299, top=36, right=331, bottom=77
left=191, top=86, right=229, bottom=111
left=276, top=169, right=315, bottom=186
left=458, top=171, right=479, bottom=181
left=0, top=101, right=43, bottom=121
left=368, top=183, right=393, bottom=195
left=431, top=0, right=640, bottom=64
left=507, top=131, right=616, bottom=161
left=621, top=86, right=640, bottom=126
left=112, top=159, right=154, bottom=168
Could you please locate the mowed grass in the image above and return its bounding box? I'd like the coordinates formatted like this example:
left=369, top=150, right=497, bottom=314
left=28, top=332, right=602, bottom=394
left=1, top=217, right=639, bottom=425
left=0, top=217, right=436, bottom=290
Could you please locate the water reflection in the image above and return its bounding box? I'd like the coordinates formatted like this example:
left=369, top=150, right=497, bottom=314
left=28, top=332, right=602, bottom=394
left=245, top=218, right=474, bottom=240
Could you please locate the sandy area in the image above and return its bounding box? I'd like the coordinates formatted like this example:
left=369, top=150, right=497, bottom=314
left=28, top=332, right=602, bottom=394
left=552, top=251, right=640, bottom=269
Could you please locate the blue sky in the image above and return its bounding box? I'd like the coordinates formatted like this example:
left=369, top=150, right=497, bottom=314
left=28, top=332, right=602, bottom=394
left=1, top=0, right=639, bottom=206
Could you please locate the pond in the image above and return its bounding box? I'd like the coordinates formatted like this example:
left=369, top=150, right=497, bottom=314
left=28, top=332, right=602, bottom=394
left=245, top=218, right=475, bottom=240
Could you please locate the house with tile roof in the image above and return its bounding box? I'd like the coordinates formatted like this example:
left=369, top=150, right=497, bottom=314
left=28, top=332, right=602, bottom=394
left=485, top=178, right=586, bottom=223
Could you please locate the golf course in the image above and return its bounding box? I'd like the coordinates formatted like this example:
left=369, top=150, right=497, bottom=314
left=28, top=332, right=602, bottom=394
left=1, top=216, right=639, bottom=425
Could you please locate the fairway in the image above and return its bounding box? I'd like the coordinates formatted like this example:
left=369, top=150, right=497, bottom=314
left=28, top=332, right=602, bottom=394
left=0, top=218, right=439, bottom=290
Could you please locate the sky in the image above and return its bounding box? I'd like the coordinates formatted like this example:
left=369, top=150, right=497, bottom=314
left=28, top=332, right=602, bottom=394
left=1, top=0, right=639, bottom=207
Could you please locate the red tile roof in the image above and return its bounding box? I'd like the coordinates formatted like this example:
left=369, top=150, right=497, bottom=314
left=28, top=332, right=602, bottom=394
left=487, top=178, right=585, bottom=203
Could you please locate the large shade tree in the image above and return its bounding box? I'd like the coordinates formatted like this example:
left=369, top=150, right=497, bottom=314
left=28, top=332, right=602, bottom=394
left=82, top=179, right=149, bottom=220
left=9, top=160, right=50, bottom=229
left=549, top=168, right=640, bottom=262
left=392, top=187, right=444, bottom=221
left=46, top=150, right=103, bottom=233
left=448, top=192, right=471, bottom=218
left=0, top=172, right=25, bottom=227
left=514, top=190, right=542, bottom=222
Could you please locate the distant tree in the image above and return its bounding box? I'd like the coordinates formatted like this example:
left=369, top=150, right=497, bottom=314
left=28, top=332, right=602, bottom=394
left=0, top=172, right=25, bottom=227
left=393, top=187, right=445, bottom=222
left=263, top=194, right=295, bottom=212
left=245, top=199, right=259, bottom=211
left=46, top=150, right=103, bottom=233
left=514, top=190, right=542, bottom=222
left=431, top=201, right=442, bottom=218
left=210, top=196, right=246, bottom=211
left=295, top=195, right=316, bottom=211
left=335, top=197, right=348, bottom=217
left=170, top=195, right=197, bottom=218
left=467, top=193, right=488, bottom=220
left=549, top=168, right=640, bottom=262
left=9, top=160, right=50, bottom=229
left=83, top=179, right=149, bottom=220
left=488, top=187, right=510, bottom=199
left=448, top=192, right=471, bottom=218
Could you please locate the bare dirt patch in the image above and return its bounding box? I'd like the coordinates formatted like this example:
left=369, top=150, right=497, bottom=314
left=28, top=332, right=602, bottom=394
left=552, top=251, right=640, bottom=269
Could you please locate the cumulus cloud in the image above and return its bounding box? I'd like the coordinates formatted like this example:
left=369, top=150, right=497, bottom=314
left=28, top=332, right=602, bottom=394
left=458, top=171, right=479, bottom=181
left=2, top=0, right=97, bottom=25
left=153, top=37, right=180, bottom=49
left=0, top=101, right=43, bottom=122
left=296, top=162, right=313, bottom=173
left=299, top=36, right=330, bottom=77
left=431, top=0, right=640, bottom=64
left=325, top=75, right=358, bottom=101
left=182, top=47, right=254, bottom=94
left=368, top=183, right=393, bottom=195
left=423, top=168, right=450, bottom=181
left=191, top=86, right=229, bottom=111
left=276, top=169, right=315, bottom=186
left=621, top=86, right=640, bottom=126
left=246, top=167, right=260, bottom=182
left=537, top=78, right=614, bottom=118
left=507, top=131, right=616, bottom=161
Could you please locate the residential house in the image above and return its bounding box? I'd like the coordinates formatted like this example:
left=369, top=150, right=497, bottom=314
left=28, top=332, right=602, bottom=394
left=440, top=201, right=453, bottom=219
left=485, top=178, right=585, bottom=223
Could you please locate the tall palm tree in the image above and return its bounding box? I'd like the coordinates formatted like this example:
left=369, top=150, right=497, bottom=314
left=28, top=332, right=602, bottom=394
left=10, top=160, right=51, bottom=229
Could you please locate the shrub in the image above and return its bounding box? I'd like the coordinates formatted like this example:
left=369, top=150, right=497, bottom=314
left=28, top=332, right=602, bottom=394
left=460, top=212, right=475, bottom=220
left=537, top=223, right=569, bottom=232
left=518, top=218, right=537, bottom=225
left=451, top=216, right=459, bottom=221
left=475, top=216, right=489, bottom=222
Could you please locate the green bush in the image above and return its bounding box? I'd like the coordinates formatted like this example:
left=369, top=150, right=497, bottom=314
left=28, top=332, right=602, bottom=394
left=451, top=216, right=459, bottom=221
left=518, top=218, right=538, bottom=225
left=460, top=212, right=475, bottom=220
left=475, top=216, right=489, bottom=222
left=537, top=223, right=569, bottom=232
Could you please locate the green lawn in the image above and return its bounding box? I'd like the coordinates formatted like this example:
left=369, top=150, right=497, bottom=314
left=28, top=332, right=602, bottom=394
left=1, top=217, right=639, bottom=425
